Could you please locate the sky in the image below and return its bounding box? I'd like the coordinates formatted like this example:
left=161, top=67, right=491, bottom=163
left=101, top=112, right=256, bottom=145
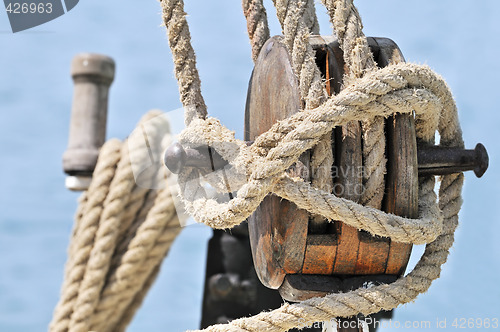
left=0, top=1, right=498, bottom=331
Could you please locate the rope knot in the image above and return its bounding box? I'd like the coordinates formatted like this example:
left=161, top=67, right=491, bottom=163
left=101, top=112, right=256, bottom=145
left=175, top=63, right=453, bottom=248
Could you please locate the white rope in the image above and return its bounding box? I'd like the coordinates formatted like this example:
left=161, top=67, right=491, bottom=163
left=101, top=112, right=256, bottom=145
left=50, top=1, right=467, bottom=331
left=160, top=0, right=465, bottom=331
left=49, top=111, right=184, bottom=332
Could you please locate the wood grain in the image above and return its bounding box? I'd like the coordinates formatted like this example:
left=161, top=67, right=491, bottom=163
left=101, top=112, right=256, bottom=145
left=247, top=36, right=417, bottom=296
left=245, top=36, right=309, bottom=289
left=373, top=37, right=418, bottom=275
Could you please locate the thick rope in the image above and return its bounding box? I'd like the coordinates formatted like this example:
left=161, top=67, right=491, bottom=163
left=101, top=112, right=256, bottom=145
left=271, top=0, right=334, bottom=205
left=51, top=140, right=121, bottom=332
left=271, top=0, right=325, bottom=109
left=159, top=0, right=466, bottom=331
left=322, top=0, right=387, bottom=209
left=114, top=266, right=161, bottom=332
left=180, top=71, right=463, bottom=331
left=162, top=0, right=207, bottom=125
left=322, top=0, right=376, bottom=80
left=50, top=111, right=183, bottom=332
left=242, top=0, right=318, bottom=63
left=177, top=64, right=457, bottom=229
left=51, top=1, right=466, bottom=331
left=242, top=0, right=270, bottom=63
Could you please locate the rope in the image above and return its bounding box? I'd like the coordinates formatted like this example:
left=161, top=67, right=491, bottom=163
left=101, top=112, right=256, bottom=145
left=242, top=0, right=270, bottom=63
left=50, top=1, right=466, bottom=331
left=160, top=0, right=465, bottom=331
left=271, top=0, right=334, bottom=212
left=49, top=111, right=184, bottom=332
left=180, top=74, right=463, bottom=332
left=51, top=140, right=121, bottom=332
left=177, top=64, right=458, bottom=229
left=162, top=0, right=207, bottom=125
left=322, top=0, right=387, bottom=209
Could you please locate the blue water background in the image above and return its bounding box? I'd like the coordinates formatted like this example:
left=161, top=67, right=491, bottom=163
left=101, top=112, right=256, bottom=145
left=0, top=1, right=499, bottom=331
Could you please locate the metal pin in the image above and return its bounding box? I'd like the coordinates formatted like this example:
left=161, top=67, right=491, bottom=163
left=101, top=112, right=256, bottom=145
left=417, top=143, right=488, bottom=178
left=164, top=142, right=489, bottom=178
left=163, top=142, right=227, bottom=174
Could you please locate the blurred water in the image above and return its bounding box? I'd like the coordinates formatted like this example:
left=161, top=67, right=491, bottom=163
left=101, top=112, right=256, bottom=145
left=0, top=1, right=498, bottom=331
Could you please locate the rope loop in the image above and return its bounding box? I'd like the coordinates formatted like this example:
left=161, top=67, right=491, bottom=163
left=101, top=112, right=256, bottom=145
left=159, top=1, right=465, bottom=330
left=177, top=63, right=457, bottom=244
left=50, top=1, right=466, bottom=332
left=51, top=1, right=466, bottom=331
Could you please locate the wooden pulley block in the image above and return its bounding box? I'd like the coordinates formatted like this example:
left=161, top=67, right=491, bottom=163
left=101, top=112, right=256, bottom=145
left=245, top=35, right=418, bottom=301
left=164, top=33, right=488, bottom=302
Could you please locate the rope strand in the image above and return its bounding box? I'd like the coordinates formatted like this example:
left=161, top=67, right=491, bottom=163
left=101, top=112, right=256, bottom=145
left=49, top=112, right=183, bottom=332
left=162, top=0, right=207, bottom=125
left=51, top=1, right=467, bottom=331
left=242, top=0, right=271, bottom=62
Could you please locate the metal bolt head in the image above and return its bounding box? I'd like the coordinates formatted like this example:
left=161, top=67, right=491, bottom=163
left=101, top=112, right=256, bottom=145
left=163, top=142, right=186, bottom=174
left=473, top=143, right=488, bottom=178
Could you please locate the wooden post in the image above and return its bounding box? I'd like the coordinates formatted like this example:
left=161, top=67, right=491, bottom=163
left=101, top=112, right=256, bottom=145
left=62, top=53, right=115, bottom=191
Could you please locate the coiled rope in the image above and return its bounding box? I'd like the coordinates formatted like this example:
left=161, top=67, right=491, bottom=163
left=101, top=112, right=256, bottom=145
left=50, top=0, right=465, bottom=331
left=50, top=112, right=184, bottom=332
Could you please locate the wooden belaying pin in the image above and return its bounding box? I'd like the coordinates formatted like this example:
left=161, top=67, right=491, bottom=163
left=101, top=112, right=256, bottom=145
left=164, top=141, right=489, bottom=178
left=62, top=53, right=115, bottom=191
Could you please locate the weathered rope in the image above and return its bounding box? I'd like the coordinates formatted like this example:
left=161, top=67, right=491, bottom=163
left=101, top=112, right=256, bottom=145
left=162, top=0, right=207, bottom=125
left=242, top=0, right=270, bottom=63
left=51, top=0, right=466, bottom=331
left=114, top=265, right=161, bottom=332
left=322, top=0, right=387, bottom=209
left=179, top=69, right=463, bottom=332
left=49, top=111, right=183, bottom=332
left=159, top=0, right=465, bottom=331
left=271, top=0, right=334, bottom=204
left=176, top=64, right=456, bottom=228
left=51, top=140, right=122, bottom=332
left=323, top=0, right=377, bottom=80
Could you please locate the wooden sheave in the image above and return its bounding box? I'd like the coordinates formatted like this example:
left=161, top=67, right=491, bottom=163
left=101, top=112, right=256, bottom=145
left=245, top=35, right=418, bottom=311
